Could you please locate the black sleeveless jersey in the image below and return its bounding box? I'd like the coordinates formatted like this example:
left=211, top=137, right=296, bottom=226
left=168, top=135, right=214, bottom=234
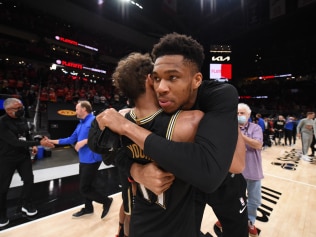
left=122, top=109, right=197, bottom=237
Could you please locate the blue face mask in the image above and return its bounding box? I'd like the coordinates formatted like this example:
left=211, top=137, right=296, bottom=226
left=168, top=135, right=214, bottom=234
left=238, top=115, right=247, bottom=125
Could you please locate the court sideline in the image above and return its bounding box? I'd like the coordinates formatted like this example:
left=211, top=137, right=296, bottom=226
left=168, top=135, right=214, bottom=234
left=1, top=142, right=315, bottom=237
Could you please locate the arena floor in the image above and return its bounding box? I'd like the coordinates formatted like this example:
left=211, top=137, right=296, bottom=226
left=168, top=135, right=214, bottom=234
left=1, top=142, right=315, bottom=237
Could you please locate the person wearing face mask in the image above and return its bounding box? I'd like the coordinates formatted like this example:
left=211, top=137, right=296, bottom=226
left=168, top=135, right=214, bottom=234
left=237, top=103, right=264, bottom=237
left=0, top=98, right=54, bottom=228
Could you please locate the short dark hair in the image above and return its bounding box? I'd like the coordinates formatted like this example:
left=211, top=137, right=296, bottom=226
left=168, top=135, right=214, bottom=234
left=112, top=52, right=153, bottom=101
left=78, top=100, right=92, bottom=113
left=151, top=32, right=205, bottom=71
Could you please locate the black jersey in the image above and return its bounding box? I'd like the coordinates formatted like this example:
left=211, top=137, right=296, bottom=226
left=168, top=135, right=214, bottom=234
left=274, top=119, right=286, bottom=130
left=121, top=109, right=197, bottom=237
left=87, top=80, right=240, bottom=235
left=144, top=80, right=239, bottom=193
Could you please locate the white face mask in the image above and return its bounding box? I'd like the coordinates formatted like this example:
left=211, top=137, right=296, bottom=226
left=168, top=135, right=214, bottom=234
left=238, top=115, right=247, bottom=125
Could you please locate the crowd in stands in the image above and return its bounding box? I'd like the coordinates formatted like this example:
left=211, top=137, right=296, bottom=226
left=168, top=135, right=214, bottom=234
left=0, top=1, right=137, bottom=55
left=0, top=1, right=138, bottom=78
left=1, top=0, right=315, bottom=122
left=1, top=1, right=133, bottom=116
left=236, top=76, right=316, bottom=118
left=0, top=59, right=128, bottom=119
left=1, top=56, right=315, bottom=122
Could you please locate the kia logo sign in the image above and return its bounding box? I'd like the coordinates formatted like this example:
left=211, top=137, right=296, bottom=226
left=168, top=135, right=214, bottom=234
left=211, top=56, right=231, bottom=62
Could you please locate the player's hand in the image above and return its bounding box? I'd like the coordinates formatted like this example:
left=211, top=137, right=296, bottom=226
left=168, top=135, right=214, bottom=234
left=119, top=108, right=131, bottom=116
left=74, top=140, right=85, bottom=152
left=130, top=162, right=175, bottom=195
left=96, top=108, right=130, bottom=135
left=31, top=146, right=38, bottom=155
left=40, top=137, right=55, bottom=148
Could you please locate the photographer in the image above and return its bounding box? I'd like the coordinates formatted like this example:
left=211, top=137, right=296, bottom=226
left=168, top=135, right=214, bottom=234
left=0, top=98, right=54, bottom=228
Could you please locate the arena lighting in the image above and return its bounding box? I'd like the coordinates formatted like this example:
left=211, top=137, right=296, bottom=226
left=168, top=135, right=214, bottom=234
left=61, top=68, right=68, bottom=74
left=275, top=74, right=292, bottom=78
left=259, top=75, right=274, bottom=80
left=239, top=96, right=268, bottom=99
left=83, top=66, right=106, bottom=74
left=210, top=45, right=232, bottom=53
left=55, top=36, right=98, bottom=52
left=259, top=73, right=292, bottom=80
left=55, top=59, right=107, bottom=74
left=50, top=63, right=57, bottom=70
left=119, top=0, right=143, bottom=9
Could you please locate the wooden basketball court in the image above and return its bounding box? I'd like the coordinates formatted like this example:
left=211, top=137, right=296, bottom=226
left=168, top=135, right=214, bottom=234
left=1, top=143, right=315, bottom=237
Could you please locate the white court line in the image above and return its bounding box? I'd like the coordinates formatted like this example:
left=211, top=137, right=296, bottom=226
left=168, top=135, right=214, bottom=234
left=10, top=162, right=113, bottom=188
left=0, top=192, right=122, bottom=233
left=264, top=172, right=316, bottom=189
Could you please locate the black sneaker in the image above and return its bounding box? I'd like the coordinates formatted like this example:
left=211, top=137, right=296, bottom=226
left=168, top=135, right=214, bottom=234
left=72, top=208, right=93, bottom=218
left=21, top=205, right=38, bottom=216
left=0, top=217, right=9, bottom=228
left=101, top=197, right=113, bottom=219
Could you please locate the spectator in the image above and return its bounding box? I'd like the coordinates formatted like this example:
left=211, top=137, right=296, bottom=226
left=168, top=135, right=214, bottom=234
left=0, top=98, right=54, bottom=227
left=238, top=103, right=264, bottom=237
left=47, top=100, right=113, bottom=219
left=296, top=112, right=315, bottom=162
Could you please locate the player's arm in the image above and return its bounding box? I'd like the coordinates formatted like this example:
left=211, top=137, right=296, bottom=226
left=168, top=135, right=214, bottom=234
left=88, top=118, right=120, bottom=154
left=131, top=110, right=203, bottom=195
left=131, top=111, right=245, bottom=193
left=142, top=83, right=239, bottom=192
left=97, top=83, right=238, bottom=193
left=229, top=128, right=246, bottom=174
left=87, top=119, right=103, bottom=153
left=96, top=110, right=150, bottom=149
left=0, top=120, right=45, bottom=148
left=241, top=125, right=263, bottom=150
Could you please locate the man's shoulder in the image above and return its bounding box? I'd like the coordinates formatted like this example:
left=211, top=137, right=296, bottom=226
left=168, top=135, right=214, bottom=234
left=201, top=79, right=235, bottom=88
left=0, top=114, right=10, bottom=125
left=197, top=80, right=238, bottom=110
left=85, top=113, right=95, bottom=122
left=0, top=115, right=5, bottom=128
left=250, top=122, right=261, bottom=129
left=258, top=119, right=265, bottom=125
left=137, top=112, right=174, bottom=136
left=200, top=80, right=237, bottom=95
